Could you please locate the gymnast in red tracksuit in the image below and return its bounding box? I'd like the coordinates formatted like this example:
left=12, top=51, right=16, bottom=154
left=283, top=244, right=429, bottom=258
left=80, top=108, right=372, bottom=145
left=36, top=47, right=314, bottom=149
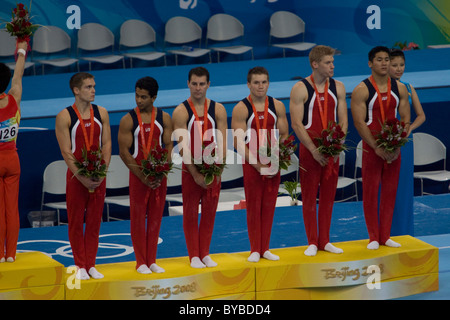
left=0, top=42, right=27, bottom=263
left=290, top=45, right=348, bottom=256
left=232, top=67, right=289, bottom=262
left=55, top=72, right=112, bottom=280
left=118, top=76, right=173, bottom=274
left=351, top=46, right=410, bottom=250
left=172, top=67, right=227, bottom=268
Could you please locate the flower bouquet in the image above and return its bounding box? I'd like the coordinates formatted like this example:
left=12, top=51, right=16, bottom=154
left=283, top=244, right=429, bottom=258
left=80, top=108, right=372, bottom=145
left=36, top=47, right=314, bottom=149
left=375, top=118, right=408, bottom=153
left=4, top=2, right=39, bottom=57
left=279, top=133, right=298, bottom=171
left=74, top=146, right=107, bottom=192
left=258, top=132, right=298, bottom=175
left=194, top=142, right=225, bottom=186
left=315, top=122, right=347, bottom=157
left=140, top=144, right=173, bottom=180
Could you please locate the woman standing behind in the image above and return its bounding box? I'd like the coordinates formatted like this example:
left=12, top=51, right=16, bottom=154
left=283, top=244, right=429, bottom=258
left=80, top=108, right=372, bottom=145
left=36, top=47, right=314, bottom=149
left=389, top=49, right=426, bottom=236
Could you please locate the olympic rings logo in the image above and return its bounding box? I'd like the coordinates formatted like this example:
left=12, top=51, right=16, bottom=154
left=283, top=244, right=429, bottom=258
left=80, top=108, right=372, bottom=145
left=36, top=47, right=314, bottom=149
left=16, top=233, right=148, bottom=261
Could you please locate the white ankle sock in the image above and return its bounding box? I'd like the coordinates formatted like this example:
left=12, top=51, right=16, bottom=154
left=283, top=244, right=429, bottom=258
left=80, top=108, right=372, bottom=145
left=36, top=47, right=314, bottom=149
left=384, top=239, right=401, bottom=248
left=88, top=267, right=104, bottom=279
left=263, top=250, right=280, bottom=261
left=324, top=243, right=344, bottom=254
left=202, top=255, right=218, bottom=268
left=367, top=241, right=380, bottom=250
left=137, top=264, right=152, bottom=274
left=304, top=244, right=318, bottom=256
left=150, top=263, right=165, bottom=273
left=247, top=252, right=260, bottom=262
left=76, top=268, right=90, bottom=280
left=190, top=257, right=206, bottom=268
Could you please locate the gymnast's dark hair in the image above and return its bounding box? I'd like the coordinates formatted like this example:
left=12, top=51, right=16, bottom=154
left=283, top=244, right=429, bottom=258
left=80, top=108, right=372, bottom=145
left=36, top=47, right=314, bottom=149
left=389, top=48, right=406, bottom=61
left=188, top=66, right=210, bottom=83
left=135, top=76, right=159, bottom=98
left=368, top=46, right=390, bottom=61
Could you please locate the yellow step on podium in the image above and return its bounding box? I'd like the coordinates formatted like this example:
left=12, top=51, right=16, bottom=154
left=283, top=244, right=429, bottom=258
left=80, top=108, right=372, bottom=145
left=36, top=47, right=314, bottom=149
left=253, top=235, right=439, bottom=300
left=0, top=251, right=65, bottom=300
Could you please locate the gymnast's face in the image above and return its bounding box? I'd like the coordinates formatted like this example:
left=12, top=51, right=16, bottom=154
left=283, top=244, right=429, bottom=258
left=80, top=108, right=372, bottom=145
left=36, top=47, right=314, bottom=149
left=75, top=78, right=96, bottom=103
left=389, top=56, right=405, bottom=80
left=135, top=87, right=156, bottom=111
left=247, top=73, right=269, bottom=99
left=188, top=75, right=210, bottom=101
left=369, top=51, right=390, bottom=76
left=313, top=55, right=335, bottom=78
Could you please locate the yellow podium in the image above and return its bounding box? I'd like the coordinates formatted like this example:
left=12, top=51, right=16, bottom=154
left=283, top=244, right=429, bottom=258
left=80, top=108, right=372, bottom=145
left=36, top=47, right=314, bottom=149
left=65, top=253, right=255, bottom=300
left=1, top=236, right=439, bottom=300
left=253, top=235, right=439, bottom=300
left=0, top=252, right=65, bottom=300
left=64, top=235, right=438, bottom=300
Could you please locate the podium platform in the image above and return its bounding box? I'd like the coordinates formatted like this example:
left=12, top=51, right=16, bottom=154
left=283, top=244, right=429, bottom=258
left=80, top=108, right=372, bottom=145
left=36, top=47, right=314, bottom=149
left=0, top=252, right=65, bottom=300
left=64, top=235, right=438, bottom=300
left=65, top=253, right=256, bottom=300
left=253, top=235, right=439, bottom=300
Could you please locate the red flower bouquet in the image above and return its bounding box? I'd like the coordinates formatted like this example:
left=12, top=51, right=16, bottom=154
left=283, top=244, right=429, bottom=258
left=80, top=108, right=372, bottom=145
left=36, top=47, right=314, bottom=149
left=279, top=133, right=298, bottom=171
left=315, top=122, right=347, bottom=157
left=375, top=118, right=408, bottom=153
left=4, top=2, right=39, bottom=54
left=257, top=133, right=298, bottom=174
left=140, top=144, right=173, bottom=180
left=194, top=142, right=225, bottom=186
left=74, top=146, right=107, bottom=192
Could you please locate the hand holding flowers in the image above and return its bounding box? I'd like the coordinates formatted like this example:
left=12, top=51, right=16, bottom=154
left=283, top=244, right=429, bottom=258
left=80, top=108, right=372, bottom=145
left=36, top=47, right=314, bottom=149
left=139, top=144, right=173, bottom=188
left=73, top=146, right=107, bottom=192
left=375, top=118, right=408, bottom=163
left=315, top=122, right=348, bottom=157
left=4, top=2, right=39, bottom=58
left=194, top=142, right=225, bottom=186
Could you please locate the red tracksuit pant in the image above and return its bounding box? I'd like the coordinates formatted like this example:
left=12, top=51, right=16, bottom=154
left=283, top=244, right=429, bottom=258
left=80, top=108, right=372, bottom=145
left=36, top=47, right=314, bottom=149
left=66, top=170, right=106, bottom=270
left=299, top=144, right=339, bottom=250
left=182, top=165, right=221, bottom=260
left=362, top=142, right=401, bottom=244
left=0, top=150, right=20, bottom=260
left=243, top=163, right=280, bottom=255
left=129, top=172, right=167, bottom=268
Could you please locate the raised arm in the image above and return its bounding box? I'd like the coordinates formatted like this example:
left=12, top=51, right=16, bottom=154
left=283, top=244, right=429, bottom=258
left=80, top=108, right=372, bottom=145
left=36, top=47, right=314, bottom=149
left=8, top=41, right=28, bottom=108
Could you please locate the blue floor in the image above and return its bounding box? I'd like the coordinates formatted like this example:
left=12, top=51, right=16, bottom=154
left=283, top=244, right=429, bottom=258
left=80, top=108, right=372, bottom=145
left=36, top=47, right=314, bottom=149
left=16, top=194, right=450, bottom=300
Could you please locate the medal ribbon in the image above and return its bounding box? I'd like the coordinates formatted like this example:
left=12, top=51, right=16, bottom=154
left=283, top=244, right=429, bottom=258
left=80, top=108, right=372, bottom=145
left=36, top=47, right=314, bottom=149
left=369, top=75, right=391, bottom=123
left=187, top=97, right=209, bottom=144
left=72, top=103, right=94, bottom=150
left=310, top=74, right=329, bottom=130
left=135, top=106, right=156, bottom=160
left=248, top=95, right=269, bottom=146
